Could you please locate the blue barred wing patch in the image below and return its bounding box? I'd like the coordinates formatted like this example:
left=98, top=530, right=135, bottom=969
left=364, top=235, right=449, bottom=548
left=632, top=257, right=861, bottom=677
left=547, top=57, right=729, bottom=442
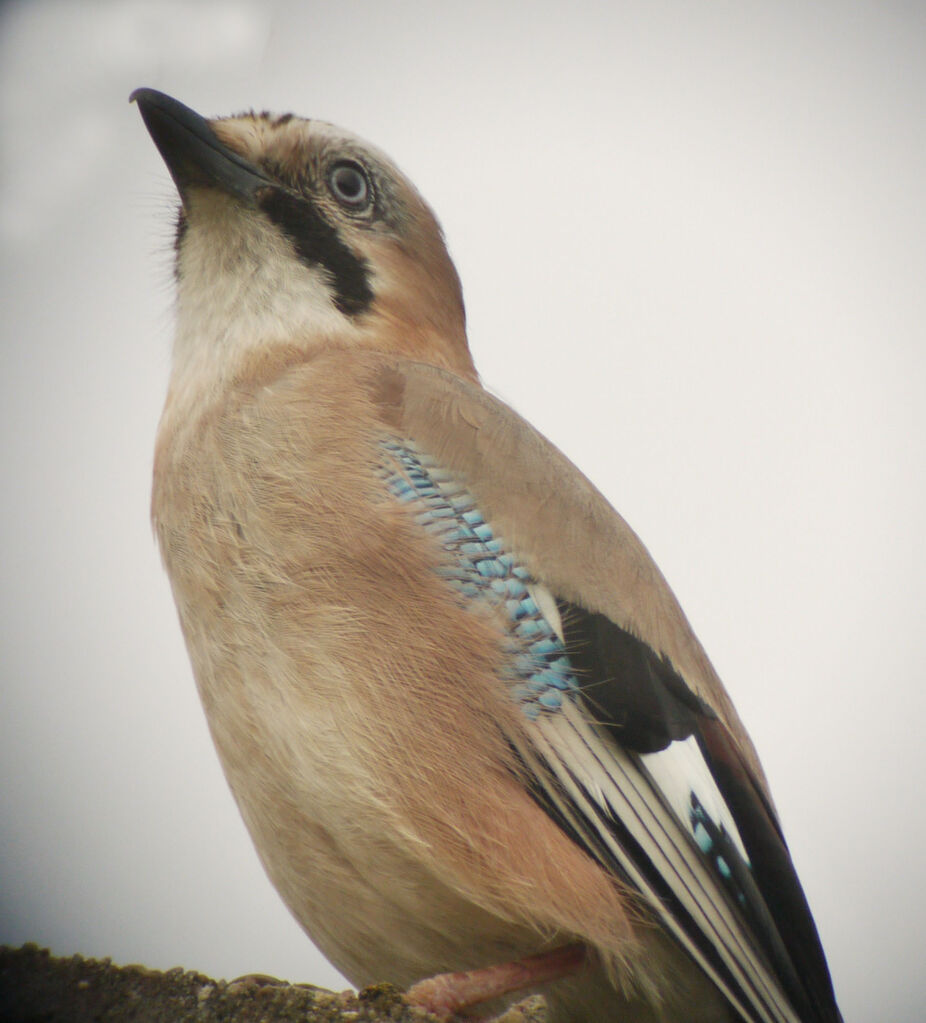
left=377, top=439, right=578, bottom=719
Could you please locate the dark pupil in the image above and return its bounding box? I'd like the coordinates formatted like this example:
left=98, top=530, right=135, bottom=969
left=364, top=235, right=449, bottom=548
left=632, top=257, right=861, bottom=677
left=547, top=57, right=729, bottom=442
left=335, top=167, right=364, bottom=201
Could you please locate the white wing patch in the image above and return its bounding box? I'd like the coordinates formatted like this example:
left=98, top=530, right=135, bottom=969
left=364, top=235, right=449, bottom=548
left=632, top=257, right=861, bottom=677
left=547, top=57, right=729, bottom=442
left=528, top=581, right=565, bottom=641
left=641, top=736, right=751, bottom=865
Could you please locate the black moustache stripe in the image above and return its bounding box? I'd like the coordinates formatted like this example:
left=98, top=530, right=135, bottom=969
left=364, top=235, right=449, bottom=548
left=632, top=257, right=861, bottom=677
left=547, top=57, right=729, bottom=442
left=259, top=189, right=374, bottom=316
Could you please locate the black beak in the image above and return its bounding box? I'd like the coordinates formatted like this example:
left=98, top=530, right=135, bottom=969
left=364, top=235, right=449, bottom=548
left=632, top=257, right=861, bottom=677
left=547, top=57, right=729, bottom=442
left=131, top=88, right=271, bottom=203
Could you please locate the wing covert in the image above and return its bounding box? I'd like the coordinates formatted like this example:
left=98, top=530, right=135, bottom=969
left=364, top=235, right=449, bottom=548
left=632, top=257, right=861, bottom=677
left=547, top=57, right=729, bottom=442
left=370, top=358, right=841, bottom=1023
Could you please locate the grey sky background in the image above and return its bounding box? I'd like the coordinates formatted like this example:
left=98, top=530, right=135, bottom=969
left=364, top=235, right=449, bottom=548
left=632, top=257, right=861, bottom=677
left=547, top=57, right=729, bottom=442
left=1, top=1, right=924, bottom=1019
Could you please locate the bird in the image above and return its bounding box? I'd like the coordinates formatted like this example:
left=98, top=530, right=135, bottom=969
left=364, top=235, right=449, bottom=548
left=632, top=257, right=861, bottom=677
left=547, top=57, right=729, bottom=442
left=132, top=87, right=842, bottom=1023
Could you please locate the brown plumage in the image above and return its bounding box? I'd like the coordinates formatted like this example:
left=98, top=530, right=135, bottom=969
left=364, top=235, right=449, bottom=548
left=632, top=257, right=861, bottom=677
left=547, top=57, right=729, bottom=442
left=135, top=89, right=842, bottom=1023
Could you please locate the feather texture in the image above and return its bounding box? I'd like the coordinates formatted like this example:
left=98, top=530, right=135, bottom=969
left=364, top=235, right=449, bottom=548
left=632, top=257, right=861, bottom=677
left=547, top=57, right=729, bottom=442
left=135, top=89, right=842, bottom=1023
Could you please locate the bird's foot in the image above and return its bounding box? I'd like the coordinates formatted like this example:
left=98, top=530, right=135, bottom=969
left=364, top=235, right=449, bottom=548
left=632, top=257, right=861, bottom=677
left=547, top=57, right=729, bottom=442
left=405, top=943, right=585, bottom=1021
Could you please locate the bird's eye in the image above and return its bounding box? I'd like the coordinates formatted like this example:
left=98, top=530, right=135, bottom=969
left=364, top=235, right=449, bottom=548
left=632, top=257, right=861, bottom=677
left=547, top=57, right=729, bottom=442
left=328, top=161, right=372, bottom=210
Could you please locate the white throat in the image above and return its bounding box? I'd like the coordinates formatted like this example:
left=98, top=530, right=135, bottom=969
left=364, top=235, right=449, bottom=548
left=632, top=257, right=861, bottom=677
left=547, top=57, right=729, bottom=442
left=170, top=193, right=358, bottom=409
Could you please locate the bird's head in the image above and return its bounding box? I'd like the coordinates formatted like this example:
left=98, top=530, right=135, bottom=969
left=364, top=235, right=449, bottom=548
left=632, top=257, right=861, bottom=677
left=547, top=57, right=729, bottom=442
left=132, top=89, right=473, bottom=389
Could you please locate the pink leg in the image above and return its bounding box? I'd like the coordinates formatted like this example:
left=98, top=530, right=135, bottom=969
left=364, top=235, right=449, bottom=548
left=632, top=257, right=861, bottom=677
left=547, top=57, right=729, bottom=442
left=405, top=943, right=586, bottom=1020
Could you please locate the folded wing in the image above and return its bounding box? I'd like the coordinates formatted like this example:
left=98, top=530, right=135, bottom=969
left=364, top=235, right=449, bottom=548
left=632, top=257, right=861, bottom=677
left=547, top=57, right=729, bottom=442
left=371, top=359, right=841, bottom=1023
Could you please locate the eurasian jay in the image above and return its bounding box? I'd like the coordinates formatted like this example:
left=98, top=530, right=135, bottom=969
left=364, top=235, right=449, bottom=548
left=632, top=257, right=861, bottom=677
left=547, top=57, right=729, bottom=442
left=133, top=88, right=842, bottom=1023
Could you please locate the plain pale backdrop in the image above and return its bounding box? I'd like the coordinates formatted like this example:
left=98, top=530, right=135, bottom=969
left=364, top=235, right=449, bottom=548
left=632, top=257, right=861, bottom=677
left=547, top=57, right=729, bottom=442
left=1, top=2, right=924, bottom=1020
